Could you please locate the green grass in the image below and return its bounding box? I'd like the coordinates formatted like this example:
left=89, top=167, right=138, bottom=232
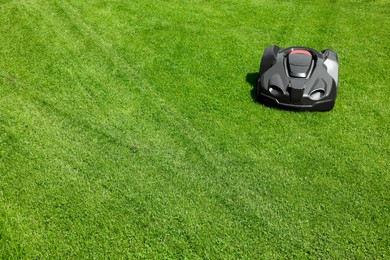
left=1, top=0, right=389, bottom=258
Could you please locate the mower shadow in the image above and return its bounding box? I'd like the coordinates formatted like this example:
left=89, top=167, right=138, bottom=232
left=246, top=72, right=278, bottom=110
left=246, top=72, right=259, bottom=103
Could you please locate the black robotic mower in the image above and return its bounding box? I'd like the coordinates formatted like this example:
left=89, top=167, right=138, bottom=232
left=257, top=45, right=339, bottom=111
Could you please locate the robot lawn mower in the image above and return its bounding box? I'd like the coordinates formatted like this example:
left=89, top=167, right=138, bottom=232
left=256, top=45, right=339, bottom=111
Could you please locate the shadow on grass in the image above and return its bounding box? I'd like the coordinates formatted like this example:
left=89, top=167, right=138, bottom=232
left=246, top=72, right=277, bottom=110
left=246, top=72, right=259, bottom=103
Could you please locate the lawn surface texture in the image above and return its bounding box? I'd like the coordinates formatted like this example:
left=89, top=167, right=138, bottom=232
left=0, top=0, right=389, bottom=258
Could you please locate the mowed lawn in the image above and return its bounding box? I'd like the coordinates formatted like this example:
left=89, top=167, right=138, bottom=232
left=0, top=0, right=389, bottom=258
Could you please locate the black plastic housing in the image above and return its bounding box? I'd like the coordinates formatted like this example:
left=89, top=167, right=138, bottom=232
left=256, top=45, right=339, bottom=111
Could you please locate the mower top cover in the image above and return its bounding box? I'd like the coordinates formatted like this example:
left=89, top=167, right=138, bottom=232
left=256, top=45, right=339, bottom=111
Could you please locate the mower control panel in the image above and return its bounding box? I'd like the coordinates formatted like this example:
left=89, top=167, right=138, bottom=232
left=287, top=50, right=313, bottom=78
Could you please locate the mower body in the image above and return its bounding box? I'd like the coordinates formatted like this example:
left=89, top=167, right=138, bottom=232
left=257, top=45, right=339, bottom=111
